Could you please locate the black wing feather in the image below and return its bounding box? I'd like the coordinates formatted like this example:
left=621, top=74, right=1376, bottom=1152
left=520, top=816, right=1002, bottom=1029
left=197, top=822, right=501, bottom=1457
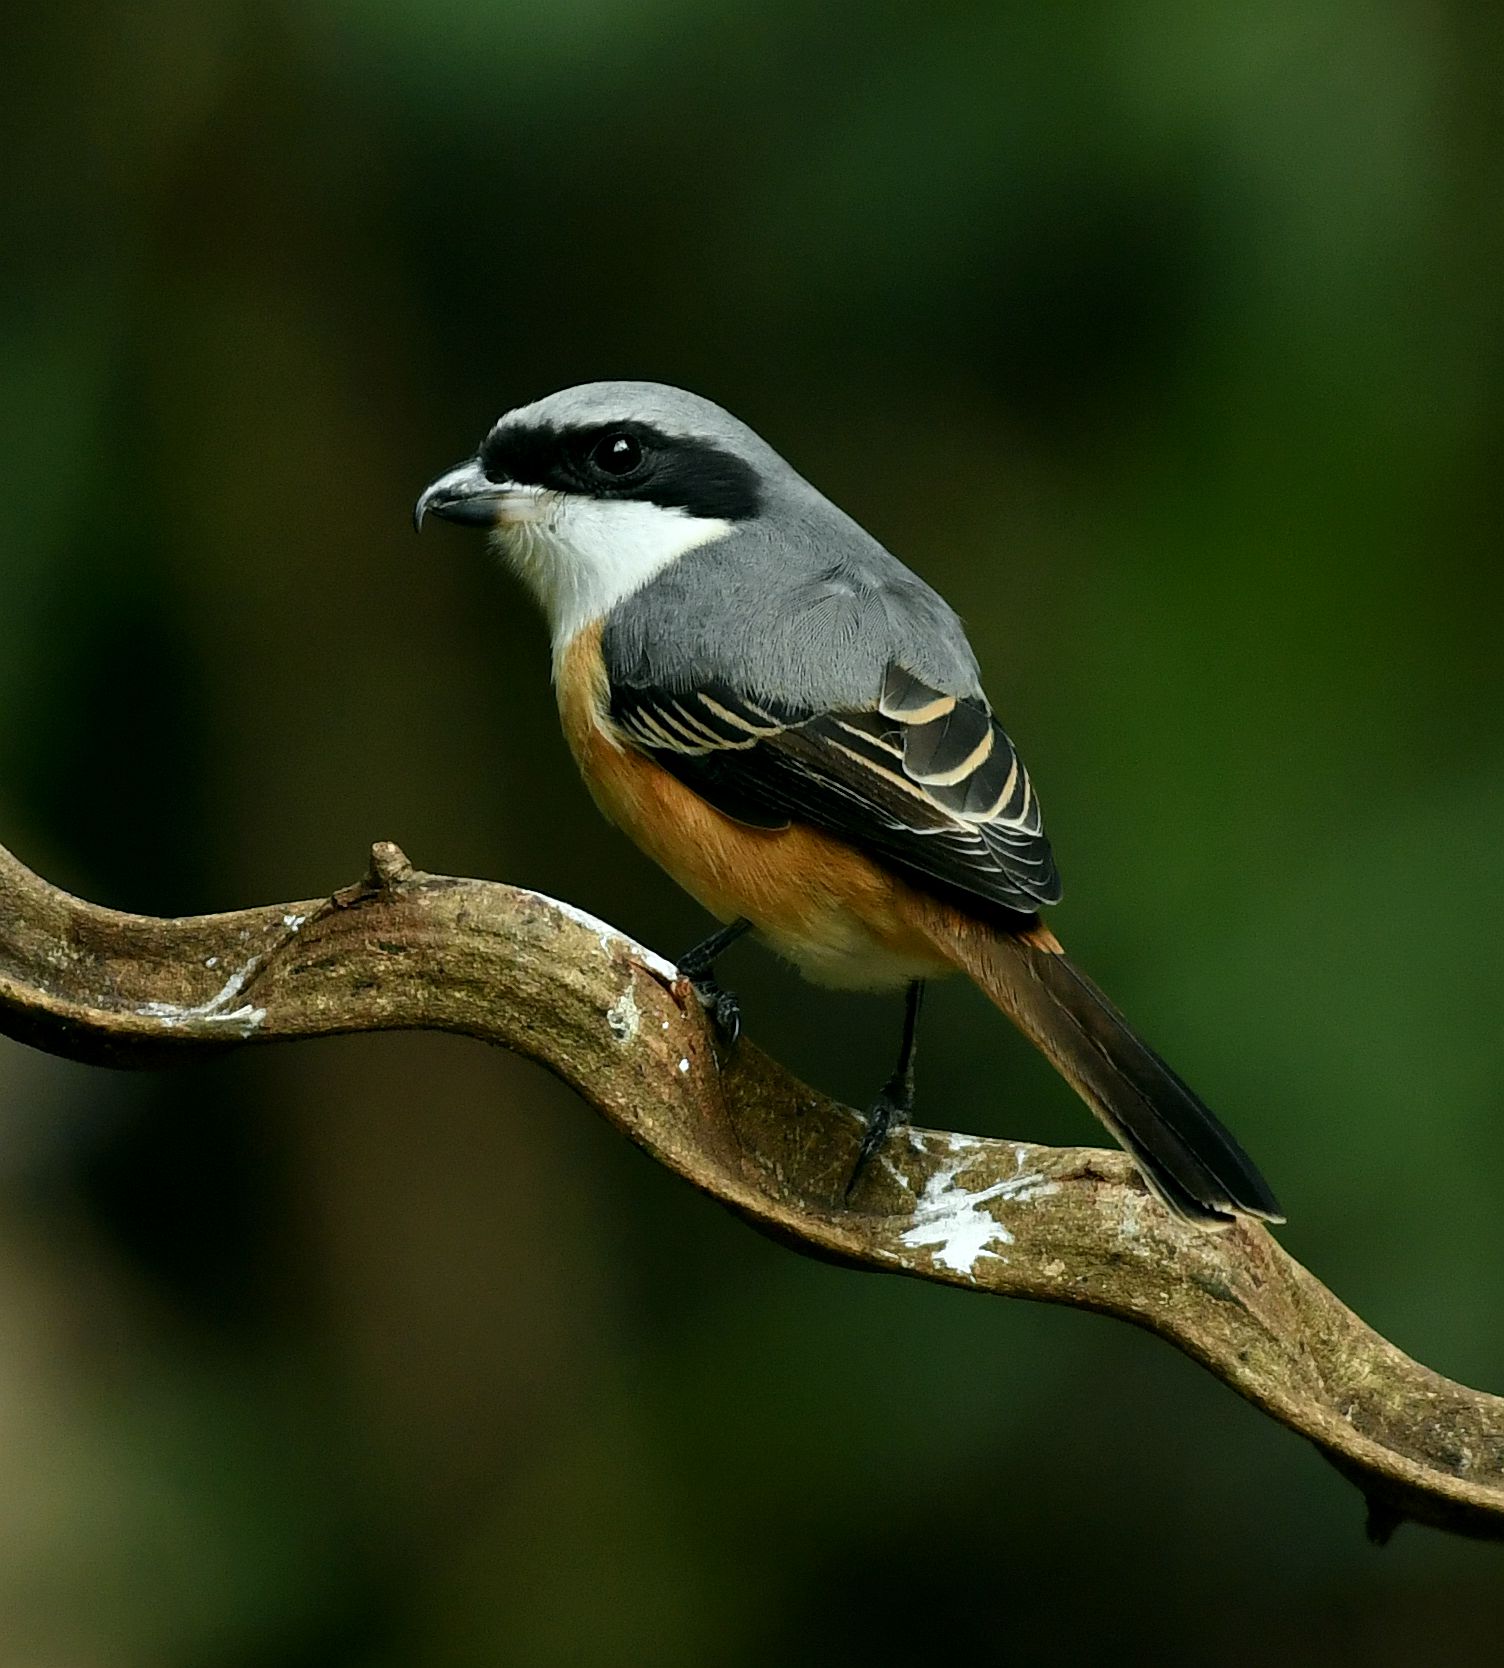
left=606, top=668, right=1061, bottom=915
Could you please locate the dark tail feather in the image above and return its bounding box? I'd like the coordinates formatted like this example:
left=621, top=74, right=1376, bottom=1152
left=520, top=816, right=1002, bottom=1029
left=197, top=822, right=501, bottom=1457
left=943, top=921, right=1283, bottom=1229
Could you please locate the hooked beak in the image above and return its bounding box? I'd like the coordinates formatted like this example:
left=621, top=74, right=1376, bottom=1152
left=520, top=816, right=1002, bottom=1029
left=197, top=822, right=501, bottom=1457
left=413, top=459, right=543, bottom=533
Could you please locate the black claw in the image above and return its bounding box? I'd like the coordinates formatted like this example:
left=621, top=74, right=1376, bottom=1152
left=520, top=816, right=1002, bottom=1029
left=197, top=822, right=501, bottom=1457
left=708, top=985, right=741, bottom=1047
left=691, top=978, right=741, bottom=1048
left=844, top=1077, right=913, bottom=1201
left=678, top=919, right=751, bottom=1051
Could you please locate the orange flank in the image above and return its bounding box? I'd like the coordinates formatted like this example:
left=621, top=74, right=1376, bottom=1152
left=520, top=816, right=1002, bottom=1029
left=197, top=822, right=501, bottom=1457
left=554, top=622, right=954, bottom=992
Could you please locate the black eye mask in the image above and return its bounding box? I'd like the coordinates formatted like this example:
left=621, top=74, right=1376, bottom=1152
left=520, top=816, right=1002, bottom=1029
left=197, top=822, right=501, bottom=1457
left=480, top=420, right=763, bottom=521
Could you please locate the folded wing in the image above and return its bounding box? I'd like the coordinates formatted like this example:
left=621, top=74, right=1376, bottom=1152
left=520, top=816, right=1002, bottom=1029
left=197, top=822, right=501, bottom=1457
left=609, top=665, right=1061, bottom=917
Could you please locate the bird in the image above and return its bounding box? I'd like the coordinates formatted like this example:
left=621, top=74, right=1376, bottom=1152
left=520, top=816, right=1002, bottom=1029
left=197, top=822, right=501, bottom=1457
left=415, top=381, right=1282, bottom=1229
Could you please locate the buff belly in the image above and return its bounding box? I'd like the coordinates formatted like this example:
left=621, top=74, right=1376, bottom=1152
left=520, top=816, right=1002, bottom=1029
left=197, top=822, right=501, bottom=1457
left=619, top=812, right=950, bottom=992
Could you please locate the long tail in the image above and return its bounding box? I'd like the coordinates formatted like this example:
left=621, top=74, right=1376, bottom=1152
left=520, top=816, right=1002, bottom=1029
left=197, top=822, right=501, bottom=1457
left=919, top=910, right=1283, bottom=1229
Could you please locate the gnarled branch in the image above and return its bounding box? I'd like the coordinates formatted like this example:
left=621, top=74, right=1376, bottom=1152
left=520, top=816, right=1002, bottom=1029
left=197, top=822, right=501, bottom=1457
left=1, top=836, right=1501, bottom=1543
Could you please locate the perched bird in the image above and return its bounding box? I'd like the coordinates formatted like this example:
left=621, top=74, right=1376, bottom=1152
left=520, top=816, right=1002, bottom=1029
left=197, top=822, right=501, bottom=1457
left=416, top=382, right=1281, bottom=1228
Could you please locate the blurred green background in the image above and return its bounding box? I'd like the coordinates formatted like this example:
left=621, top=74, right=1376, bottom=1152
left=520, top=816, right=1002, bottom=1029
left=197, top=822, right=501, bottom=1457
left=3, top=2, right=1504, bottom=1663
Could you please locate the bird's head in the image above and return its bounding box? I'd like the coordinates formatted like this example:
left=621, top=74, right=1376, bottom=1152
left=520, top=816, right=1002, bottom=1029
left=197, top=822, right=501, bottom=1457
left=415, top=381, right=783, bottom=647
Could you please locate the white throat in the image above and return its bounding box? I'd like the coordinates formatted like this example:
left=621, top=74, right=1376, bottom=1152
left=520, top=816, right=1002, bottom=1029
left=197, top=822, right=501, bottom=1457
left=489, top=489, right=732, bottom=659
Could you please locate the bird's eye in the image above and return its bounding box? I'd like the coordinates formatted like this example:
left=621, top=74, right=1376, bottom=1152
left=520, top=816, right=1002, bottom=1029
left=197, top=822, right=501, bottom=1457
left=590, top=432, right=644, bottom=476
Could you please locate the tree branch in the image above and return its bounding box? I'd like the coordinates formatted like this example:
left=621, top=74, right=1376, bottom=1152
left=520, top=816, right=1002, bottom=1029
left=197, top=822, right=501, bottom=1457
left=2, top=837, right=1501, bottom=1543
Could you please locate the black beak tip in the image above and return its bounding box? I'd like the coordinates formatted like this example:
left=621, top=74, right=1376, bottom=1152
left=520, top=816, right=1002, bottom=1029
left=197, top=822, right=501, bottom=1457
left=413, top=479, right=451, bottom=533
left=412, top=461, right=500, bottom=533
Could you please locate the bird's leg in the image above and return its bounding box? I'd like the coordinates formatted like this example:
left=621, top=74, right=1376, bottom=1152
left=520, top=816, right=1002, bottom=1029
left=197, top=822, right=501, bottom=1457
left=677, top=917, right=752, bottom=1046
left=846, top=980, right=925, bottom=1199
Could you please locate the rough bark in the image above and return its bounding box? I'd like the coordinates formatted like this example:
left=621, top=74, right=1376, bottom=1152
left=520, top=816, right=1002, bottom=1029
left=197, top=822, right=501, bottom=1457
left=2, top=837, right=1500, bottom=1543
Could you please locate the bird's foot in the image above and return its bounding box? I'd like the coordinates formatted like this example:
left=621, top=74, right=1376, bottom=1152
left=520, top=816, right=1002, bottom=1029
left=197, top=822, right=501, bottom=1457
left=844, top=1076, right=914, bottom=1201
left=689, top=977, right=741, bottom=1048
left=676, top=919, right=750, bottom=1048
